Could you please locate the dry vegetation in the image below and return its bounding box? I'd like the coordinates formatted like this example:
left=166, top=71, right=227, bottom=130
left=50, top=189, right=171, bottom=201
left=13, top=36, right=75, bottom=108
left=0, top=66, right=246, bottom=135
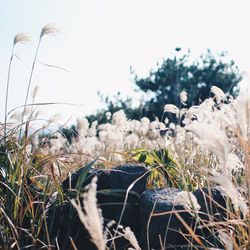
left=1, top=25, right=250, bottom=249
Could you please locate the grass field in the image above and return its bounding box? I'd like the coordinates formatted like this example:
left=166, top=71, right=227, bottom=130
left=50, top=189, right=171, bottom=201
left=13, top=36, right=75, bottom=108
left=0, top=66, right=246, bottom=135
left=1, top=25, right=250, bottom=250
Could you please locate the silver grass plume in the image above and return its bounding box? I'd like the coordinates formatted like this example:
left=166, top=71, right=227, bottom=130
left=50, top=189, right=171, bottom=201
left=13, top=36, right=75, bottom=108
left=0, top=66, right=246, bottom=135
left=14, top=33, right=30, bottom=46
left=117, top=226, right=141, bottom=250
left=185, top=121, right=229, bottom=168
left=173, top=191, right=200, bottom=211
left=211, top=86, right=226, bottom=102
left=180, top=90, right=188, bottom=105
left=40, top=23, right=60, bottom=38
left=211, top=173, right=248, bottom=218
left=164, top=104, right=180, bottom=116
left=71, top=177, right=106, bottom=250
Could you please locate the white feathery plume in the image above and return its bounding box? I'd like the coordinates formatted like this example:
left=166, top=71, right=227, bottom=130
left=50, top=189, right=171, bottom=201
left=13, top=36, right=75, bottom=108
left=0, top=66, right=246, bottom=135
left=105, top=112, right=112, bottom=120
left=211, top=86, right=226, bottom=102
left=233, top=87, right=250, bottom=141
left=128, top=120, right=141, bottom=133
left=164, top=104, right=180, bottom=116
left=10, top=111, right=22, bottom=121
left=40, top=23, right=60, bottom=38
left=88, top=121, right=98, bottom=137
left=48, top=114, right=61, bottom=124
left=227, top=153, right=244, bottom=173
left=218, top=230, right=233, bottom=250
left=164, top=117, right=169, bottom=125
left=116, top=226, right=141, bottom=250
left=169, top=123, right=176, bottom=130
left=14, top=33, right=30, bottom=46
left=31, top=85, right=39, bottom=99
left=112, top=110, right=127, bottom=128
left=173, top=191, right=200, bottom=211
left=185, top=121, right=229, bottom=168
left=211, top=173, right=239, bottom=212
left=180, top=90, right=188, bottom=105
left=77, top=117, right=89, bottom=138
left=238, top=195, right=249, bottom=219
left=139, top=117, right=150, bottom=136
left=71, top=177, right=106, bottom=250
left=125, top=133, right=139, bottom=149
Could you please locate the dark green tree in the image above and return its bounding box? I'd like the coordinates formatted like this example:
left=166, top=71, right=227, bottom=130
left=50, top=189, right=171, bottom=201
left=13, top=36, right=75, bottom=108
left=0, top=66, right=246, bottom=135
left=87, top=92, right=145, bottom=124
left=88, top=49, right=242, bottom=123
left=133, top=48, right=241, bottom=120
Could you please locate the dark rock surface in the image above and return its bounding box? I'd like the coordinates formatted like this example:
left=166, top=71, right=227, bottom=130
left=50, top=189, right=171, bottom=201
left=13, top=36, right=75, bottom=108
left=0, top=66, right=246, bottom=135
left=193, top=187, right=227, bottom=249
left=47, top=201, right=98, bottom=250
left=47, top=164, right=150, bottom=250
left=193, top=187, right=227, bottom=220
left=46, top=164, right=228, bottom=250
left=62, top=164, right=149, bottom=194
left=139, top=188, right=194, bottom=250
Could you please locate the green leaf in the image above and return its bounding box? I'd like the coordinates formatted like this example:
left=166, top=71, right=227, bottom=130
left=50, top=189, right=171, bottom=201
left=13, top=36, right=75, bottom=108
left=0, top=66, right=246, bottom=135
left=75, top=158, right=98, bottom=192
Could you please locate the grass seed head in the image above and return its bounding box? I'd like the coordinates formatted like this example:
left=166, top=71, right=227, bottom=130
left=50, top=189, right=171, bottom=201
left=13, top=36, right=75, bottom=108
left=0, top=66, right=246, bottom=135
left=14, top=33, right=30, bottom=46
left=40, top=23, right=60, bottom=38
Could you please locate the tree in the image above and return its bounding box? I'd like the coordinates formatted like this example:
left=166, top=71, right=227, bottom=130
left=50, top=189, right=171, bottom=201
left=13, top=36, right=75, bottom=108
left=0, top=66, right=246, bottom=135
left=133, top=48, right=242, bottom=120
left=88, top=49, right=242, bottom=124
left=87, top=92, right=145, bottom=124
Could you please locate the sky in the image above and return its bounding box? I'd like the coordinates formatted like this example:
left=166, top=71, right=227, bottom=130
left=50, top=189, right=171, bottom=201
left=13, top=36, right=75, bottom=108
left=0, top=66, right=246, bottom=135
left=1, top=0, right=250, bottom=125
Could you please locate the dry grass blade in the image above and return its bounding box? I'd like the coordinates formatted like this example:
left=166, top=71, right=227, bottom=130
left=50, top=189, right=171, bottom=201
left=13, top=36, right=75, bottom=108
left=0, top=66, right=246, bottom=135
left=173, top=211, right=204, bottom=247
left=0, top=206, right=20, bottom=249
left=69, top=237, right=79, bottom=250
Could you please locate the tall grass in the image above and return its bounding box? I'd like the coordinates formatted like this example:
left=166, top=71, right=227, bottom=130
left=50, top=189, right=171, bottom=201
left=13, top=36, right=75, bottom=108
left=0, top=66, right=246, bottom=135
left=1, top=25, right=250, bottom=249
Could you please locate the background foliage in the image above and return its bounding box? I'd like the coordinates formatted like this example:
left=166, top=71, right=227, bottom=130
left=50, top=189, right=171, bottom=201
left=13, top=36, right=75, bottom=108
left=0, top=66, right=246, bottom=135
left=88, top=49, right=242, bottom=124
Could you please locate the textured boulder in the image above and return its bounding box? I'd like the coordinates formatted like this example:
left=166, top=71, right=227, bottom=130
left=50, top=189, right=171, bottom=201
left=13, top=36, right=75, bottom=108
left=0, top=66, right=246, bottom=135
left=46, top=165, right=228, bottom=250
left=47, top=202, right=98, bottom=250
left=193, top=187, right=227, bottom=248
left=47, top=164, right=150, bottom=250
left=193, top=187, right=227, bottom=220
left=139, top=188, right=194, bottom=250
left=62, top=164, right=149, bottom=194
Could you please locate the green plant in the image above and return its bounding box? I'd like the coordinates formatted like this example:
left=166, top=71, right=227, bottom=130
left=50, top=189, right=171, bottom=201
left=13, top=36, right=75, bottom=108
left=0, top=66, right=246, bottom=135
left=125, top=148, right=181, bottom=188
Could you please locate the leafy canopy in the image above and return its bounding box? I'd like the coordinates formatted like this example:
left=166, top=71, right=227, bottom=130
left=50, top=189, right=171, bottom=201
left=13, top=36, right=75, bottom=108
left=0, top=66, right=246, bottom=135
left=89, top=49, right=242, bottom=123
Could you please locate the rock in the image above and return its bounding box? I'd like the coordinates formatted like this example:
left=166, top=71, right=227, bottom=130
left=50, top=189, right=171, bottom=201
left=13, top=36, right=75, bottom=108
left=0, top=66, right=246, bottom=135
left=46, top=201, right=98, bottom=250
left=47, top=164, right=150, bottom=249
left=139, top=188, right=194, bottom=250
left=193, top=187, right=227, bottom=249
left=193, top=187, right=227, bottom=220
left=62, top=164, right=149, bottom=194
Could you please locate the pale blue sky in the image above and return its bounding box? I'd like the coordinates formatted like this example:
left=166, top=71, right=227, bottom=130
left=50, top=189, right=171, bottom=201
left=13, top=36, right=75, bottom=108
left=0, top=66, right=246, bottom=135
left=1, top=0, right=250, bottom=124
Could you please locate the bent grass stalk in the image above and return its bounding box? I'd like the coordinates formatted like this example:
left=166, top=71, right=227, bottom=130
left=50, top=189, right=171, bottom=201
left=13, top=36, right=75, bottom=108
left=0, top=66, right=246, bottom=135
left=4, top=33, right=30, bottom=151
left=19, top=24, right=59, bottom=143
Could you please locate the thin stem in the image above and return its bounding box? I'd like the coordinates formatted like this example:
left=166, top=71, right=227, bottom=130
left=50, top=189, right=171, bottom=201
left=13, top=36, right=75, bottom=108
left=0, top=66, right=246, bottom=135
left=4, top=45, right=15, bottom=150
left=19, top=37, right=42, bottom=143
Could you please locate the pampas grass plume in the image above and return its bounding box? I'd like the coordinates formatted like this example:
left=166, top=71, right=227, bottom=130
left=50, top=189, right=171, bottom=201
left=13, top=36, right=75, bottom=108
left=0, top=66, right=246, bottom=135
left=211, top=85, right=226, bottom=102
left=173, top=191, right=201, bottom=211
left=14, top=33, right=30, bottom=46
left=164, top=104, right=180, bottom=115
left=71, top=176, right=106, bottom=250
left=40, top=23, right=60, bottom=38
left=180, top=90, right=187, bottom=105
